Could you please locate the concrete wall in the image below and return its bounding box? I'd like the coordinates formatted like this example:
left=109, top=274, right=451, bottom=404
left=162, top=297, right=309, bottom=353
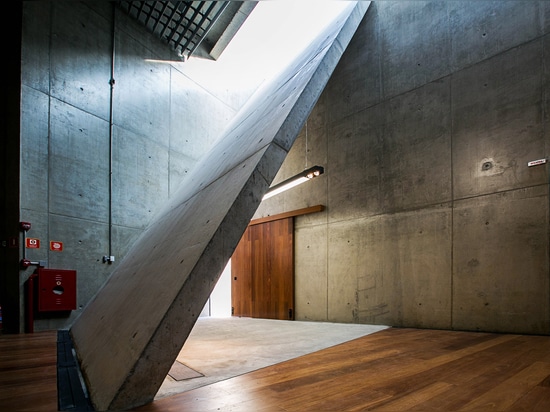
left=256, top=1, right=550, bottom=335
left=19, top=1, right=239, bottom=332
left=16, top=1, right=550, bottom=337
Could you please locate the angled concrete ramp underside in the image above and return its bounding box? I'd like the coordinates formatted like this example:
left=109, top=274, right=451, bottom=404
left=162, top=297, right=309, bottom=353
left=69, top=3, right=369, bottom=410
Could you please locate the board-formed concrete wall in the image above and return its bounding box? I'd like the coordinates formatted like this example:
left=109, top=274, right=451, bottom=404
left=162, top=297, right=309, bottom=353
left=256, top=1, right=550, bottom=335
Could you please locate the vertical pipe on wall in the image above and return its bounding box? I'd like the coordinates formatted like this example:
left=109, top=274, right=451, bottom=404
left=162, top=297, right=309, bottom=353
left=25, top=272, right=37, bottom=333
left=107, top=3, right=116, bottom=263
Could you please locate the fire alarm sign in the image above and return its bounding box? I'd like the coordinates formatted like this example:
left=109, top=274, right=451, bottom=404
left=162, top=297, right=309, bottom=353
left=26, top=238, right=40, bottom=249
left=50, top=241, right=64, bottom=252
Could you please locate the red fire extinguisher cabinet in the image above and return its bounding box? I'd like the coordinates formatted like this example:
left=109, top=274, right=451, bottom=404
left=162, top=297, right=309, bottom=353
left=37, top=268, right=77, bottom=312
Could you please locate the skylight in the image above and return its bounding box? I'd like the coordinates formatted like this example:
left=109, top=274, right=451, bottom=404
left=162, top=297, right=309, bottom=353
left=179, top=1, right=359, bottom=103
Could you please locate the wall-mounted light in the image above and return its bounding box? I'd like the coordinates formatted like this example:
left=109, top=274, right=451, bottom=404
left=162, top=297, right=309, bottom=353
left=263, top=165, right=324, bottom=200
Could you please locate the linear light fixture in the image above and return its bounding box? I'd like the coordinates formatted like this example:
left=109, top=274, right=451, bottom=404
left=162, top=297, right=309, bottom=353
left=263, top=165, right=324, bottom=200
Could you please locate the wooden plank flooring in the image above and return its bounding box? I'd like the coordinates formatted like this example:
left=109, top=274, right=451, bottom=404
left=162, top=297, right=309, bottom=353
left=0, top=331, right=58, bottom=412
left=2, top=328, right=550, bottom=411
left=136, top=328, right=550, bottom=412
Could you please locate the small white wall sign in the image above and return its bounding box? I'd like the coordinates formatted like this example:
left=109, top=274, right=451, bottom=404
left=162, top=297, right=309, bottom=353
left=527, top=158, right=547, bottom=167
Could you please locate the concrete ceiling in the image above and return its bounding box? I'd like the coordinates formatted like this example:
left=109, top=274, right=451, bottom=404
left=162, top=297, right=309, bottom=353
left=116, top=1, right=257, bottom=60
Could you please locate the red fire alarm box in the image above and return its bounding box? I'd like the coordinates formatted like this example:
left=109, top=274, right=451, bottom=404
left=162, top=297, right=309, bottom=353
left=37, top=268, right=77, bottom=312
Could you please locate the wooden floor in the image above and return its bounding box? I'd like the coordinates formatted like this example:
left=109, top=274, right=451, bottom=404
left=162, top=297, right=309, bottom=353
left=1, top=328, right=550, bottom=411
left=0, top=331, right=58, bottom=412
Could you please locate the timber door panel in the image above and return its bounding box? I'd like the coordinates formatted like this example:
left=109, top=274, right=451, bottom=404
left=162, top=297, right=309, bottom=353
left=231, top=217, right=294, bottom=320
left=231, top=227, right=252, bottom=317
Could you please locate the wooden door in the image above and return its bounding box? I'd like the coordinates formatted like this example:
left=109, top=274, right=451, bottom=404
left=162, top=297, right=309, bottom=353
left=231, top=225, right=253, bottom=318
left=231, top=217, right=294, bottom=320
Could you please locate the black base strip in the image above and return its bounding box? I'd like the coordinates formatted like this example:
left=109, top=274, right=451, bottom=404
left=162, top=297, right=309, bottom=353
left=57, top=330, right=95, bottom=411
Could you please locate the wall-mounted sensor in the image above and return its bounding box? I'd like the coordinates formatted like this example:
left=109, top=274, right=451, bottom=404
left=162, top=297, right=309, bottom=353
left=481, top=161, right=493, bottom=171
left=102, top=255, right=115, bottom=264
left=527, top=158, right=547, bottom=167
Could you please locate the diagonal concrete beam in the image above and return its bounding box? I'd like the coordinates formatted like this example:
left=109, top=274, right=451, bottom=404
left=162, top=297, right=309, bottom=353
left=69, top=2, right=369, bottom=410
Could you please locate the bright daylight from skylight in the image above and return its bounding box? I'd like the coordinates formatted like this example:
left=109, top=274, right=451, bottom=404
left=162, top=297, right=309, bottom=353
left=179, top=1, right=360, bottom=99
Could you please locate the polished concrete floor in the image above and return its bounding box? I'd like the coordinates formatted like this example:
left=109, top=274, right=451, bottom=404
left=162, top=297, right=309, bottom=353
left=156, top=317, right=389, bottom=399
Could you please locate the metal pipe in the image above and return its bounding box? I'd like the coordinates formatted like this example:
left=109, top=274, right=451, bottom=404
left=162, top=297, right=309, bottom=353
left=106, top=2, right=116, bottom=264
left=25, top=272, right=37, bottom=333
